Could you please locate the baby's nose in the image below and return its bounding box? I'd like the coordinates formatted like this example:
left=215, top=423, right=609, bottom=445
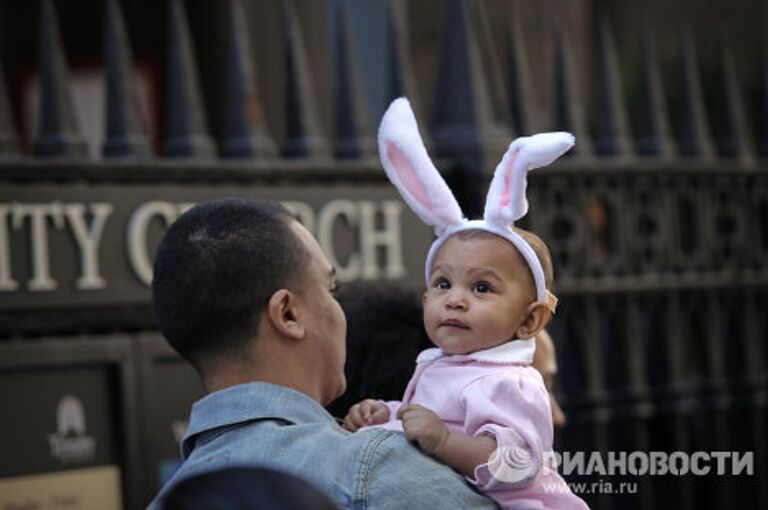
left=445, top=290, right=467, bottom=309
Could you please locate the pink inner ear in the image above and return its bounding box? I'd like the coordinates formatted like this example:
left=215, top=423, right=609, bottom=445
left=387, top=142, right=432, bottom=210
left=500, top=150, right=518, bottom=208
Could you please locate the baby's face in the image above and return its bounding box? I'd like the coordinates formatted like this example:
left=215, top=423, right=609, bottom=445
left=423, top=232, right=536, bottom=355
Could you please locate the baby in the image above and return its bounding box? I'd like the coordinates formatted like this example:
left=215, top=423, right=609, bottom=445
left=344, top=98, right=589, bottom=509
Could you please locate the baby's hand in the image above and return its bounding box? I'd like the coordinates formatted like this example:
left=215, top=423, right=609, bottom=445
left=396, top=404, right=449, bottom=456
left=343, top=399, right=390, bottom=432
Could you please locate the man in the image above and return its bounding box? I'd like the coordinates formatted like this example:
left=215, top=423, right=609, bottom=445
left=148, top=198, right=495, bottom=509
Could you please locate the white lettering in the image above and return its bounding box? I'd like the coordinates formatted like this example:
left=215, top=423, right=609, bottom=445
left=48, top=434, right=97, bottom=464
left=0, top=205, right=18, bottom=290
left=732, top=451, right=754, bottom=476
left=627, top=451, right=648, bottom=475
left=585, top=451, right=606, bottom=476
left=64, top=203, right=114, bottom=290
left=669, top=451, right=689, bottom=475
left=543, top=450, right=561, bottom=470
left=711, top=451, right=729, bottom=475
left=127, top=201, right=180, bottom=286
left=359, top=200, right=405, bottom=280
left=689, top=451, right=710, bottom=475
left=649, top=451, right=668, bottom=475
left=317, top=200, right=360, bottom=281
left=282, top=201, right=316, bottom=234
left=177, top=203, right=195, bottom=216
left=560, top=451, right=584, bottom=476
left=606, top=450, right=627, bottom=475
left=12, top=202, right=64, bottom=291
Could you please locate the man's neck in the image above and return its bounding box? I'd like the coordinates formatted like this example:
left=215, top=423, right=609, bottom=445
left=202, top=356, right=325, bottom=405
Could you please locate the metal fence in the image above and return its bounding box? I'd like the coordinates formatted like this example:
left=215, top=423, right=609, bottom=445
left=1, top=1, right=766, bottom=509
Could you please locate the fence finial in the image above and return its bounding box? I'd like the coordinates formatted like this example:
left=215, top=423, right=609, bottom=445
left=332, top=0, right=374, bottom=160
left=220, top=0, right=276, bottom=159
left=33, top=0, right=87, bottom=158
left=676, top=29, right=715, bottom=161
left=593, top=14, right=633, bottom=159
left=103, top=0, right=151, bottom=159
left=715, top=35, right=755, bottom=166
left=163, top=0, right=215, bottom=158
left=384, top=0, right=421, bottom=119
left=504, top=6, right=540, bottom=136
left=0, top=62, right=21, bottom=157
left=552, top=17, right=592, bottom=159
left=430, top=0, right=511, bottom=216
left=281, top=0, right=330, bottom=159
left=636, top=27, right=676, bottom=159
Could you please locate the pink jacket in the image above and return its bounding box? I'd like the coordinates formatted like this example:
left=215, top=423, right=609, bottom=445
left=380, top=339, right=589, bottom=510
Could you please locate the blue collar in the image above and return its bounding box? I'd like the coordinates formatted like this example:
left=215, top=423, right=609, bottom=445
left=182, top=382, right=337, bottom=458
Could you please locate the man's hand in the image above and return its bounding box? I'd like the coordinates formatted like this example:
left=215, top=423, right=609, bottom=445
left=396, top=404, right=450, bottom=455
left=344, top=399, right=391, bottom=431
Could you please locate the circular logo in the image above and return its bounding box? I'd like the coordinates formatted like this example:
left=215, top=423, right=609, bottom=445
left=488, top=445, right=540, bottom=484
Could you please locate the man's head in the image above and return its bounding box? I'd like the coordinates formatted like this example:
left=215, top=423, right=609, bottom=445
left=152, top=198, right=347, bottom=404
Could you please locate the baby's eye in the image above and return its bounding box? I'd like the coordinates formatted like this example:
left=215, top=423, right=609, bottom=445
left=473, top=282, right=491, bottom=293
left=434, top=278, right=451, bottom=290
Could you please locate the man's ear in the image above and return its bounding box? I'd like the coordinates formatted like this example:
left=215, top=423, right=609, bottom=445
left=516, top=302, right=552, bottom=340
left=266, top=289, right=305, bottom=339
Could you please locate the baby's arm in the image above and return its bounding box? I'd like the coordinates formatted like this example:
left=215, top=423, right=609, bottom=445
left=343, top=399, right=391, bottom=431
left=397, top=404, right=496, bottom=477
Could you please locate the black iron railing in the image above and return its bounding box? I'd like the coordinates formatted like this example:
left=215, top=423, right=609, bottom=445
left=0, top=1, right=766, bottom=509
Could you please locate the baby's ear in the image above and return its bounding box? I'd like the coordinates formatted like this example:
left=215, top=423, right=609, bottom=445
left=516, top=302, right=552, bottom=340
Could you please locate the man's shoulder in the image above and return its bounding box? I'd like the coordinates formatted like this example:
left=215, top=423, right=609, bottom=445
left=359, top=431, right=497, bottom=509
left=148, top=421, right=496, bottom=510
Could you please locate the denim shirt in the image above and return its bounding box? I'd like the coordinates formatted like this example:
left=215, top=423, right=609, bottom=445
left=147, top=382, right=497, bottom=510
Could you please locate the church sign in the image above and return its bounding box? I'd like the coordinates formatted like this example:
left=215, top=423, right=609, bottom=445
left=0, top=181, right=433, bottom=330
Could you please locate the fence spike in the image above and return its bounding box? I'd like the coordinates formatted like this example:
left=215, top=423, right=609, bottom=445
left=384, top=0, right=423, bottom=119
left=760, top=41, right=768, bottom=159
left=430, top=0, right=509, bottom=167
left=504, top=7, right=540, bottom=135
left=220, top=0, right=276, bottom=159
left=102, top=0, right=151, bottom=159
left=385, top=0, right=430, bottom=149
left=33, top=0, right=87, bottom=158
left=593, top=14, right=633, bottom=159
left=676, top=29, right=715, bottom=161
left=715, top=36, right=755, bottom=166
left=0, top=62, right=21, bottom=157
left=430, top=0, right=511, bottom=216
left=163, top=0, right=215, bottom=158
left=472, top=0, right=510, bottom=134
left=636, top=28, right=676, bottom=159
left=281, top=0, right=329, bottom=159
left=552, top=18, right=592, bottom=159
left=332, top=1, right=374, bottom=160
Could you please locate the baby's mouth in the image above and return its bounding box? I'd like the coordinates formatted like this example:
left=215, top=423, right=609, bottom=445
left=441, top=318, right=469, bottom=329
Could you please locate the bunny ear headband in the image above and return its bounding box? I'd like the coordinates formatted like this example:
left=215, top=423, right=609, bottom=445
left=378, top=97, right=574, bottom=312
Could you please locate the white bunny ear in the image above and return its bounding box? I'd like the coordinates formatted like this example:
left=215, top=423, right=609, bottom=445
left=378, top=98, right=463, bottom=231
left=484, top=131, right=575, bottom=225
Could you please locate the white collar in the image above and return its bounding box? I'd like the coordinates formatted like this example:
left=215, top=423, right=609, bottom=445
left=416, top=338, right=535, bottom=365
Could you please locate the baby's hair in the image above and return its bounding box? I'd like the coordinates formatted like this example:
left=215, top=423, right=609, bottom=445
left=445, top=228, right=554, bottom=298
left=512, top=227, right=554, bottom=290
